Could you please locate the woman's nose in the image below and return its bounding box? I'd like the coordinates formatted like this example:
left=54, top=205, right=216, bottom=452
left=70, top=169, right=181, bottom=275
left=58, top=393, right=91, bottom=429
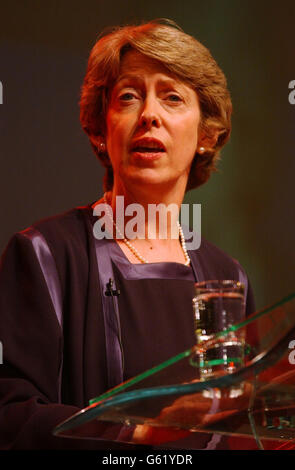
left=138, top=98, right=161, bottom=129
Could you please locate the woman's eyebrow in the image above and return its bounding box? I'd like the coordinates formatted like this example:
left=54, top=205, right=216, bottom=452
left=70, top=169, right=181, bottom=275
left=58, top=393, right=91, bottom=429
left=115, top=74, right=142, bottom=85
left=115, top=74, right=181, bottom=88
left=156, top=78, right=183, bottom=89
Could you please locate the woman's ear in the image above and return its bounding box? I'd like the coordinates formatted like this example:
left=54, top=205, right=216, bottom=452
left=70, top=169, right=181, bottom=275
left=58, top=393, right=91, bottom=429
left=89, top=134, right=107, bottom=154
left=197, top=128, right=219, bottom=153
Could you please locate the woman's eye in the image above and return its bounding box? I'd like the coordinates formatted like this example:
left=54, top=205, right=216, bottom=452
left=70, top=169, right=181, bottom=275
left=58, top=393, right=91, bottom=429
left=166, top=94, right=182, bottom=102
left=119, top=92, right=136, bottom=101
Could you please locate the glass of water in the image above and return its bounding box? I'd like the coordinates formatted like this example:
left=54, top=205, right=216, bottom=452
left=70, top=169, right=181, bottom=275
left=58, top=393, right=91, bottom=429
left=193, top=280, right=246, bottom=395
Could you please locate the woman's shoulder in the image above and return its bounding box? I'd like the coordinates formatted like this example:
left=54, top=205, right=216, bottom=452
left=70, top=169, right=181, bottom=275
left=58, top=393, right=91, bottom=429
left=197, top=236, right=239, bottom=263
left=189, top=236, right=248, bottom=282
left=2, top=204, right=94, bottom=269
left=30, top=204, right=92, bottom=239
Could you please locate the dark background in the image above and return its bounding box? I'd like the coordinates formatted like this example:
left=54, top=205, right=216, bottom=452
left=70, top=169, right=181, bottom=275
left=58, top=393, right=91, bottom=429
left=0, top=0, right=294, bottom=309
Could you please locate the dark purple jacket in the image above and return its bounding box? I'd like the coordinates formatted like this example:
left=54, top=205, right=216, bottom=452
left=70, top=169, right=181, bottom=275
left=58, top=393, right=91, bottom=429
left=0, top=206, right=255, bottom=449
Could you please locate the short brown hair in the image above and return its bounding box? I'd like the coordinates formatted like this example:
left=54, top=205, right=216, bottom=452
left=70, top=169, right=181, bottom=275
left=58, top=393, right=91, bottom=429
left=80, top=19, right=232, bottom=191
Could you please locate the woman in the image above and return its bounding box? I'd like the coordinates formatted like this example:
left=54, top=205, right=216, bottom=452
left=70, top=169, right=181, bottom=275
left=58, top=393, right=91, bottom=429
left=0, top=19, right=255, bottom=449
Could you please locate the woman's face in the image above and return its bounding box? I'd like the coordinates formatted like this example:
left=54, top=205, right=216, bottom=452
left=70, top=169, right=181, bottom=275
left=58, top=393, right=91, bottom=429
left=105, top=50, right=202, bottom=193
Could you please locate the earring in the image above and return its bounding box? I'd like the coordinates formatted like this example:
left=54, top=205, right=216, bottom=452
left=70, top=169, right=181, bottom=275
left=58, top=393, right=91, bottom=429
left=97, top=140, right=106, bottom=153
left=198, top=147, right=205, bottom=154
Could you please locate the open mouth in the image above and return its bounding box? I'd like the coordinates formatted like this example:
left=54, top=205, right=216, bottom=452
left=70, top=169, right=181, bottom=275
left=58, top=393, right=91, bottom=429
left=132, top=146, right=165, bottom=153
left=130, top=138, right=166, bottom=154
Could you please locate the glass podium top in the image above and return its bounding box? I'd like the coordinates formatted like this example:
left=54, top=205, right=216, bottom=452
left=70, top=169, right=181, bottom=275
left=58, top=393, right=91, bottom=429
left=54, top=292, right=295, bottom=449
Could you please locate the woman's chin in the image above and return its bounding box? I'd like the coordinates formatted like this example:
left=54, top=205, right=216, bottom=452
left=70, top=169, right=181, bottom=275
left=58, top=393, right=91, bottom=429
left=120, top=168, right=177, bottom=190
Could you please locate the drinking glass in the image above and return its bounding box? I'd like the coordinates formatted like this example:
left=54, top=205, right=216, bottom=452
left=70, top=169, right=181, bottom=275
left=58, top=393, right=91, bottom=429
left=193, top=280, right=246, bottom=396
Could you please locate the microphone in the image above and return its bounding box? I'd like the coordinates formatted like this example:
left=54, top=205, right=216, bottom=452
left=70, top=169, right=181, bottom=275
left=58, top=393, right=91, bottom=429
left=105, top=278, right=120, bottom=297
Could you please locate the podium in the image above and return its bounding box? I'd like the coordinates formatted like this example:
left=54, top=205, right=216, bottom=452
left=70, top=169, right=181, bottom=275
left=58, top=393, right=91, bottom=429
left=54, top=293, right=295, bottom=450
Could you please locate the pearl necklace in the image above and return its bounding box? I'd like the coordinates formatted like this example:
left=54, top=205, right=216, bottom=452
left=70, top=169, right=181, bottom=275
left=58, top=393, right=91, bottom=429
left=103, top=193, right=191, bottom=266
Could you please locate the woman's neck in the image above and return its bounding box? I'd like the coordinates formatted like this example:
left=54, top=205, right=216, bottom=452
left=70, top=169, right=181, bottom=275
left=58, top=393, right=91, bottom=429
left=92, top=182, right=191, bottom=265
left=107, top=182, right=186, bottom=241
